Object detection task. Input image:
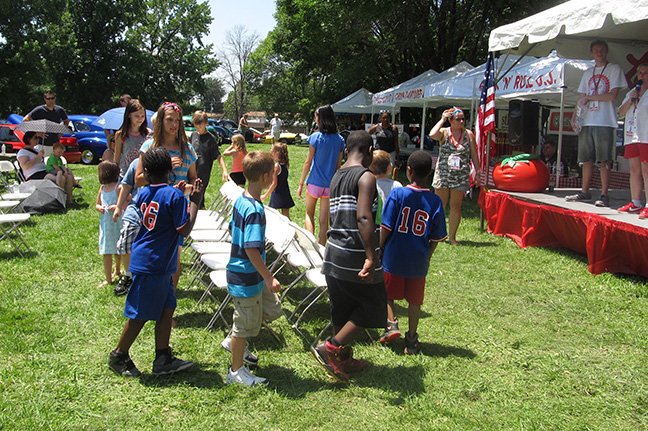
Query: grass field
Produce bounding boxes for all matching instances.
[1,143,648,430]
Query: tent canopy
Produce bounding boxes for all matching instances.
[422,56,536,107]
[496,51,593,106]
[488,0,648,70]
[372,69,439,107]
[331,88,375,114]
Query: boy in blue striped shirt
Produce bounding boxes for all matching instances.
[226,151,282,386]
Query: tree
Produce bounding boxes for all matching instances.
[0,0,218,116]
[217,26,259,120]
[262,0,564,117]
[200,77,226,113]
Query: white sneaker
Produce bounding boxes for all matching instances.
[226,366,268,386]
[221,334,258,366]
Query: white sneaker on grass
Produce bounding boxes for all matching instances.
[226,366,268,386]
[221,333,258,366]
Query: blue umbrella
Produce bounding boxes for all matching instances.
[91,107,155,130]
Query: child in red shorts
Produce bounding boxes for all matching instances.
[379,150,447,354]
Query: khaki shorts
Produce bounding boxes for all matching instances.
[231,285,282,338]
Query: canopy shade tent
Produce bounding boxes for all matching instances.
[331,88,376,114]
[422,56,536,108]
[488,0,648,74]
[495,51,593,106]
[372,69,439,107]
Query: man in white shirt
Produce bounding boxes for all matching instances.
[566,40,627,207]
[270,113,283,144]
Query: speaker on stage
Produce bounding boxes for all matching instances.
[508,99,539,147]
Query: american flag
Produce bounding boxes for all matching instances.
[476,52,496,185]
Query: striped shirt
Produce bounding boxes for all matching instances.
[140,140,198,185]
[226,194,266,298]
[322,165,383,283]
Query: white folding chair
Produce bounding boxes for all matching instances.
[0,161,17,187]
[204,270,232,330]
[0,213,31,256]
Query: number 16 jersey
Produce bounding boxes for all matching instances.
[380,185,447,278]
[129,183,189,275]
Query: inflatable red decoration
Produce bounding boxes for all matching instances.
[492,154,549,192]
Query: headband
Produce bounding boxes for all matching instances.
[452,107,463,117]
[163,102,181,112]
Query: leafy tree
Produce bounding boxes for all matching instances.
[0,0,218,117]
[200,77,226,113]
[260,0,563,117]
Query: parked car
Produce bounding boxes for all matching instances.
[0,123,81,163]
[261,130,303,145]
[67,115,108,165]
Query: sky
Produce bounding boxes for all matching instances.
[204,0,278,48]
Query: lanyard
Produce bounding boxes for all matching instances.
[591,63,608,94]
[449,129,464,148]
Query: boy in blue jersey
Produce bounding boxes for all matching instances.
[107,147,203,377]
[379,150,447,354]
[226,151,282,386]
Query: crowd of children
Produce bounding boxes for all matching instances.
[99,104,450,387]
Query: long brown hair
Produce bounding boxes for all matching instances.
[116,99,148,139]
[152,102,188,160]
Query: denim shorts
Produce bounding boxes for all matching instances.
[578,126,614,165]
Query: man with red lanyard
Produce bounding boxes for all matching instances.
[567,40,626,207]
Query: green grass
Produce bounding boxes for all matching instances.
[1,143,648,430]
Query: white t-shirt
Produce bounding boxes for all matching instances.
[270,117,283,133]
[17,148,46,180]
[577,62,626,128]
[621,90,648,144]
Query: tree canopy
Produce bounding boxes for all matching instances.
[0,0,218,117]
[248,0,563,122]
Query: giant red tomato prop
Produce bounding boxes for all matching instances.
[493,154,549,192]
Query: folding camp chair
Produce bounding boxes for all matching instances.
[0,213,31,256]
[0,161,17,187]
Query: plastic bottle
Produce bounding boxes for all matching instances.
[1,143,5,154]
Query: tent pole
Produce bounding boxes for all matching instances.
[421,102,427,150]
[556,64,566,189]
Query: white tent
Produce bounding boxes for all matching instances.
[489,0,648,187]
[489,0,648,74]
[423,56,536,108]
[496,51,593,106]
[372,69,439,107]
[331,88,376,114]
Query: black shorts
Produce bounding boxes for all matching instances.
[230,171,246,186]
[27,171,48,180]
[325,275,387,329]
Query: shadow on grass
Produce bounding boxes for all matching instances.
[0,249,38,259]
[385,341,476,359]
[139,364,224,388]
[266,363,427,401]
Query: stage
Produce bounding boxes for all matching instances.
[479,188,648,279]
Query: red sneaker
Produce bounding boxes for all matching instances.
[338,345,369,373]
[310,340,349,383]
[639,207,648,219]
[618,202,642,213]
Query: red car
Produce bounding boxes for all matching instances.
[0,124,81,163]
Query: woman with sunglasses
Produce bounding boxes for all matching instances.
[429,107,480,245]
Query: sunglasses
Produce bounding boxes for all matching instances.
[453,117,465,122]
[45,97,56,100]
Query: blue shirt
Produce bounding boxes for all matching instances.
[380,185,447,278]
[306,131,346,188]
[226,194,266,298]
[120,158,140,224]
[129,184,189,275]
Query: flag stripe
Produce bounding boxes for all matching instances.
[477,52,496,183]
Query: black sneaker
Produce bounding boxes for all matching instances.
[404,332,421,355]
[114,275,132,296]
[152,348,193,376]
[108,349,141,377]
[594,194,609,207]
